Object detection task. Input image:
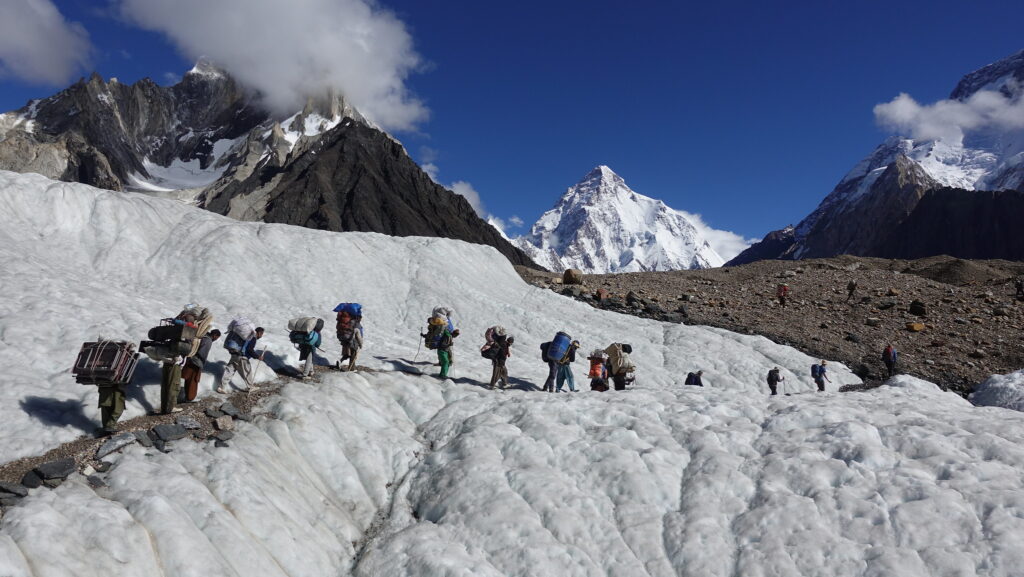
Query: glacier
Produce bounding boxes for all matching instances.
[1,171,1024,576]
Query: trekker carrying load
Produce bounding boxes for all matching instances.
[220,319,263,393]
[145,304,213,414]
[334,303,364,372]
[423,307,459,379]
[766,366,784,395]
[181,328,221,402]
[73,340,141,437]
[811,360,831,392]
[684,370,704,387]
[289,317,324,379]
[882,344,898,378]
[588,349,609,392]
[846,279,858,302]
[777,284,789,308]
[481,326,513,389]
[541,331,572,392]
[604,343,636,391]
[556,340,580,392]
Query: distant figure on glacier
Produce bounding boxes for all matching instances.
[604,343,636,391]
[180,328,220,403]
[811,360,831,392]
[481,326,513,389]
[219,324,263,393]
[540,332,573,392]
[766,367,784,395]
[556,340,580,392]
[423,307,459,379]
[882,344,898,378]
[684,370,704,387]
[1015,277,1024,298]
[776,283,789,308]
[588,349,609,392]
[334,303,363,372]
[846,279,858,302]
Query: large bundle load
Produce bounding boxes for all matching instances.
[224,316,256,353]
[333,303,363,318]
[72,340,139,385]
[545,331,573,363]
[424,306,455,350]
[604,343,635,377]
[288,317,324,348]
[334,303,364,345]
[587,349,608,378]
[141,304,212,362]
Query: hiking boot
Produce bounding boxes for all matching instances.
[171,407,183,414]
[216,386,227,394]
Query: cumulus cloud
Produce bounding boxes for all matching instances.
[681,210,755,262]
[0,0,92,85]
[874,84,1024,145]
[117,0,427,131]
[508,215,524,227]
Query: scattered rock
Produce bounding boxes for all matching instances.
[205,408,226,419]
[865,318,882,327]
[34,458,76,480]
[87,475,107,489]
[96,432,138,459]
[626,291,640,305]
[175,415,203,431]
[877,301,897,311]
[887,288,900,296]
[153,440,170,453]
[152,424,189,442]
[595,288,609,301]
[213,415,235,431]
[42,478,64,489]
[782,270,797,278]
[661,313,686,323]
[993,307,1009,316]
[906,322,926,332]
[236,413,253,422]
[845,333,861,344]
[675,304,689,316]
[213,430,235,442]
[20,471,42,489]
[560,285,582,298]
[135,431,154,448]
[953,317,968,325]
[219,402,242,418]
[94,461,112,473]
[679,294,695,302]
[968,349,987,359]
[0,482,28,498]
[214,440,230,448]
[909,300,927,316]
[562,269,584,285]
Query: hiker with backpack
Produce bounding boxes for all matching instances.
[1015,277,1024,298]
[289,317,324,379]
[766,366,784,395]
[423,307,459,379]
[684,370,704,387]
[180,328,220,403]
[555,340,581,392]
[588,349,609,392]
[540,332,572,392]
[334,303,364,372]
[777,284,789,308]
[846,279,858,302]
[481,326,513,389]
[156,304,214,414]
[882,344,898,378]
[604,343,636,391]
[220,324,264,393]
[811,360,831,392]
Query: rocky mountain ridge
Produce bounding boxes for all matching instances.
[730,49,1024,265]
[0,64,536,267]
[515,166,728,273]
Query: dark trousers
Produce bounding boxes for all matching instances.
[768,382,778,395]
[884,360,896,377]
[181,364,201,402]
[814,377,825,392]
[542,361,558,391]
[161,362,182,414]
[612,374,627,391]
[98,385,125,429]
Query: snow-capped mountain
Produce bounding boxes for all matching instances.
[515,166,729,273]
[730,49,1024,265]
[0,62,535,267]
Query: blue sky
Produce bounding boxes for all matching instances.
[1,0,1023,244]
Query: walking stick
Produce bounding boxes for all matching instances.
[249,347,266,399]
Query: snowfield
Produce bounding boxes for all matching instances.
[2,170,1024,576]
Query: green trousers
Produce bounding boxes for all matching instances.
[161,362,182,414]
[438,350,452,378]
[97,385,125,429]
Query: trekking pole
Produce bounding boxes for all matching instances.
[249,348,266,399]
[413,338,422,364]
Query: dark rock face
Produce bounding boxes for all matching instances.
[201,120,536,267]
[727,226,796,266]
[876,188,1024,260]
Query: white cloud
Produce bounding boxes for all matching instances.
[0,0,92,85]
[681,210,755,262]
[450,180,484,215]
[117,0,428,131]
[874,84,1024,146]
[508,215,524,227]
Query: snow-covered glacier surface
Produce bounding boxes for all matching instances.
[3,171,1024,576]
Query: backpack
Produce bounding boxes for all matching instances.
[685,372,696,386]
[333,303,363,317]
[484,325,507,343]
[811,364,821,379]
[481,343,500,360]
[547,332,572,363]
[227,317,256,341]
[587,356,606,379]
[223,331,245,353]
[287,317,323,348]
[604,343,635,376]
[424,316,447,349]
[540,342,551,362]
[767,369,779,385]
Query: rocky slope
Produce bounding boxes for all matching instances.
[515,166,728,272]
[0,64,537,268]
[731,49,1024,265]
[520,255,1024,395]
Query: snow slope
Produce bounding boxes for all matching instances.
[3,171,1024,576]
[516,166,735,273]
